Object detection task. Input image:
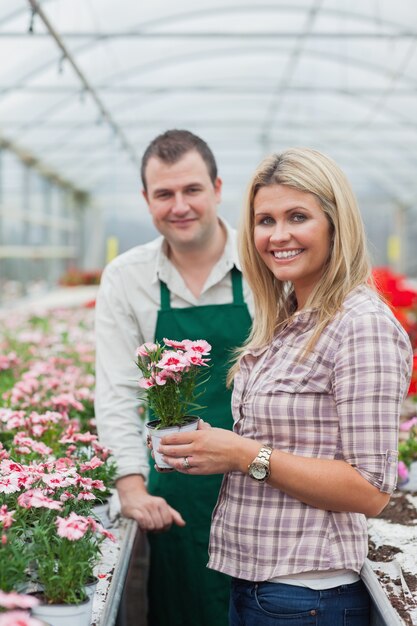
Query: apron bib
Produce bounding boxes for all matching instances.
[147,268,251,626]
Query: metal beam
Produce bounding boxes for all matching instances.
[0,245,76,259]
[1,30,417,39]
[27,0,141,171]
[3,120,417,130]
[2,85,417,95]
[0,134,88,198]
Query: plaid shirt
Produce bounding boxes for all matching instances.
[208,286,413,581]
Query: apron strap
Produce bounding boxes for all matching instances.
[159,280,171,311]
[231,266,245,305]
[159,266,244,310]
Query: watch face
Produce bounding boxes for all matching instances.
[250,462,267,480]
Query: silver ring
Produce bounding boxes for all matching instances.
[182,456,190,470]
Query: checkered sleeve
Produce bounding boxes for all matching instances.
[332,312,412,493]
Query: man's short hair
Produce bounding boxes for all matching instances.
[141,129,218,190]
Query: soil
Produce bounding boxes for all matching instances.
[371,567,415,625]
[375,490,417,525]
[368,539,401,562]
[368,490,417,625]
[390,596,414,626]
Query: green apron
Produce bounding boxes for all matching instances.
[147,267,252,626]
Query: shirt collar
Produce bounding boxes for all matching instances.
[152,217,240,285]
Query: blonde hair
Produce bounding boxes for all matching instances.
[228,147,373,383]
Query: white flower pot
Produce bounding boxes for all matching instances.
[31,595,93,626]
[146,416,199,469]
[92,500,111,528]
[84,576,98,599]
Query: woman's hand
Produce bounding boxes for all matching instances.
[158,420,255,475]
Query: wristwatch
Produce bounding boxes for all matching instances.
[248,445,273,482]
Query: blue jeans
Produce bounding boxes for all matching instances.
[229,578,370,626]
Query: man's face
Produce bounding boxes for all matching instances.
[143,150,222,251]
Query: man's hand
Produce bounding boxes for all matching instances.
[116,474,185,531]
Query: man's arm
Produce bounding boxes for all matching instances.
[95,264,184,530]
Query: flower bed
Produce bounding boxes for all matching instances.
[0,307,117,624]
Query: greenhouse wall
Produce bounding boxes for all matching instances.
[0,148,98,303]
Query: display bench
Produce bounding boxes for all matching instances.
[91,512,139,626]
[366,466,417,626]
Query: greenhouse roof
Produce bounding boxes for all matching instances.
[1,0,417,225]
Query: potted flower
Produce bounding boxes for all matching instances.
[0,456,116,625]
[28,510,116,625]
[135,338,211,469]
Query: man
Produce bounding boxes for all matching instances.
[95,129,252,626]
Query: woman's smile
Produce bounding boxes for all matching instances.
[271,248,304,260]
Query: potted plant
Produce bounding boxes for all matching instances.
[28,510,116,626]
[0,454,116,626]
[135,338,211,469]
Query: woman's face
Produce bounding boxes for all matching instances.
[253,184,331,309]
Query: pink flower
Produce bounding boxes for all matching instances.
[136,342,158,357]
[0,612,44,626]
[90,479,106,491]
[73,432,98,444]
[51,393,84,412]
[138,377,155,389]
[79,456,103,472]
[154,370,179,386]
[0,590,40,609]
[185,339,212,355]
[0,475,20,494]
[157,351,189,372]
[56,512,90,540]
[31,424,47,437]
[400,417,417,432]
[92,441,111,460]
[77,491,96,501]
[0,443,10,461]
[17,488,62,511]
[59,491,75,502]
[54,457,75,471]
[0,505,15,529]
[41,472,76,489]
[163,338,189,350]
[183,350,209,367]
[12,433,52,456]
[398,461,409,482]
[97,525,117,542]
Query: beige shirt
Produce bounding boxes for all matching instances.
[94,221,252,479]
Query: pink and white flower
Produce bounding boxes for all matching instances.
[157,351,189,372]
[56,512,90,540]
[136,342,158,357]
[17,488,62,511]
[0,590,40,609]
[0,611,44,626]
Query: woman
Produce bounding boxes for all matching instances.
[157,148,413,626]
